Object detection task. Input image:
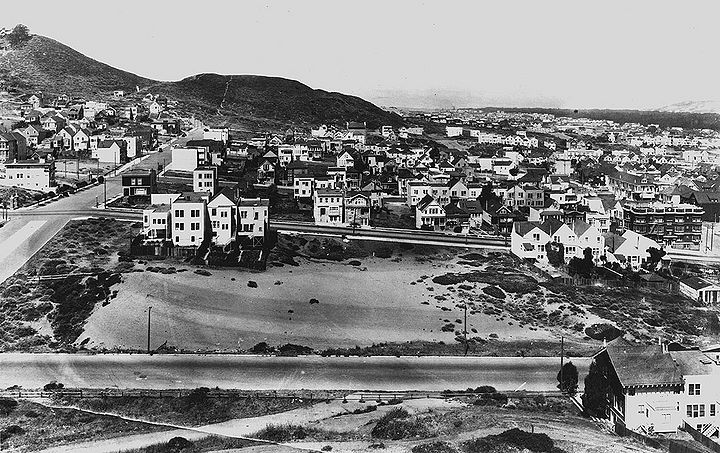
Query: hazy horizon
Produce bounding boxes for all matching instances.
[4,0,720,111]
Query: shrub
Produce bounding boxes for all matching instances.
[166,436,194,451]
[250,342,273,354]
[247,280,258,288]
[309,298,319,304]
[254,424,308,442]
[193,269,212,276]
[43,382,64,391]
[371,408,430,440]
[465,428,554,453]
[0,397,18,415]
[482,285,506,299]
[0,424,25,438]
[412,441,457,453]
[474,386,496,393]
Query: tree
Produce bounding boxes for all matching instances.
[568,247,594,278]
[7,24,31,47]
[582,360,609,418]
[643,247,666,271]
[546,241,565,267]
[557,361,578,395]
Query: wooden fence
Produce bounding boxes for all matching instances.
[682,422,720,453]
[0,388,564,402]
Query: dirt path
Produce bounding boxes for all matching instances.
[33,398,369,453]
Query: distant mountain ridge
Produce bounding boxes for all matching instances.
[0,34,402,129]
[657,100,720,114]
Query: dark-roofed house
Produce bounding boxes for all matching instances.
[0,132,18,163]
[688,192,720,222]
[122,169,157,198]
[591,338,683,434]
[679,276,720,305]
[415,195,445,230]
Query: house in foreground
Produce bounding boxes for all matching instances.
[590,338,720,437]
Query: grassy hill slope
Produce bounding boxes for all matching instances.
[0,35,152,96]
[0,35,402,129]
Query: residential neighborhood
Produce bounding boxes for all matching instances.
[2,4,720,452]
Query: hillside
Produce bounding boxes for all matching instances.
[0,34,402,129]
[657,100,720,114]
[150,73,404,129]
[0,35,152,96]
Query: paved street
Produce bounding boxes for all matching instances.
[0,353,588,392]
[0,128,202,284]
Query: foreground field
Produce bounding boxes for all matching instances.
[3,219,719,354]
[0,398,161,452]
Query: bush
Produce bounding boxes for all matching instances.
[247,280,258,288]
[371,408,430,440]
[584,323,623,341]
[474,386,496,393]
[0,424,25,438]
[482,285,506,299]
[412,441,457,453]
[43,382,64,391]
[254,424,308,442]
[465,428,554,453]
[309,298,319,304]
[193,269,212,276]
[166,436,194,451]
[0,397,18,415]
[250,342,273,354]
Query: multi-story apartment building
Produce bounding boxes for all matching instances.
[314,189,344,225]
[193,166,217,195]
[171,192,210,249]
[0,132,19,163]
[623,202,703,250]
[142,204,171,240]
[502,184,545,208]
[607,170,657,200]
[237,197,269,247]
[2,160,56,192]
[208,190,236,245]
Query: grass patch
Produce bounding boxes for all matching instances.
[55,389,319,427]
[0,399,161,452]
[371,408,433,440]
[124,435,258,453]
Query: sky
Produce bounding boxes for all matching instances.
[3,0,720,110]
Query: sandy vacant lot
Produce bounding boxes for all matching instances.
[79,257,555,352]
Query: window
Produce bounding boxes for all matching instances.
[221,211,227,218]
[175,210,184,218]
[687,404,705,418]
[254,212,259,220]
[191,236,195,242]
[241,211,247,219]
[191,209,200,217]
[689,384,701,396]
[211,208,217,216]
[711,404,716,417]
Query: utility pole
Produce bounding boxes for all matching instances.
[560,336,565,394]
[147,306,152,355]
[103,177,107,209]
[463,304,468,356]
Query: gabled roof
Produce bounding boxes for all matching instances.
[604,338,682,388]
[209,187,237,206]
[680,276,718,291]
[513,221,543,237]
[570,219,591,237]
[417,194,437,211]
[669,350,717,376]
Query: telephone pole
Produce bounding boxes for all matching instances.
[560,336,565,394]
[463,304,468,356]
[147,306,152,355]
